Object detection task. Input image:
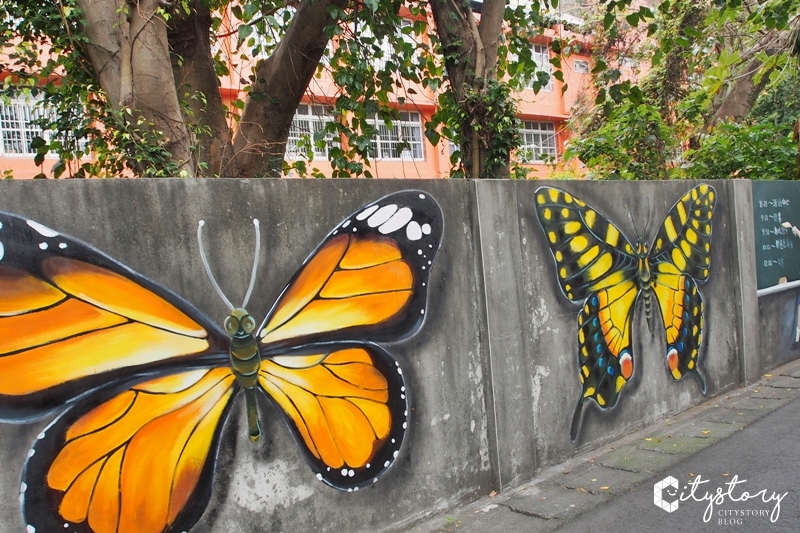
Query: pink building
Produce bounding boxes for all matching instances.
[1,8,594,179]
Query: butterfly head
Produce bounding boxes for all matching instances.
[635,238,649,258]
[224,308,257,339]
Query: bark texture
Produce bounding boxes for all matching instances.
[430,0,509,179]
[169,0,235,176]
[77,0,196,175]
[229,0,348,178]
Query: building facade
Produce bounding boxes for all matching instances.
[1,8,594,179]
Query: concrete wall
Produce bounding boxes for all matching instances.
[0,178,784,533]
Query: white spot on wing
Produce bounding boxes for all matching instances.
[357,205,380,221]
[58,243,67,249]
[419,194,426,199]
[367,204,398,228]
[39,243,48,250]
[0,241,4,261]
[406,221,422,241]
[27,220,58,238]
[422,223,431,235]
[342,219,351,228]
[379,207,413,234]
[26,525,35,533]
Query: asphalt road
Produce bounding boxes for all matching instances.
[554,397,800,533]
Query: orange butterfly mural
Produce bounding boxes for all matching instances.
[0,190,442,533]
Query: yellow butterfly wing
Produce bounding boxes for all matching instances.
[649,184,715,392]
[535,186,642,441]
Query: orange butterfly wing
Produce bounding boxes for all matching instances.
[0,214,228,421]
[22,368,236,533]
[259,344,406,489]
[256,190,442,489]
[259,190,442,350]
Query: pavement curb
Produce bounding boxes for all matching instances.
[402,358,800,533]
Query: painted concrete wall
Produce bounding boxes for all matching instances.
[0,178,785,533]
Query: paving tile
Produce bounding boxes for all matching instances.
[638,434,711,455]
[670,420,741,440]
[547,463,649,496]
[778,367,800,378]
[728,396,790,412]
[700,407,765,426]
[408,501,562,533]
[597,445,682,474]
[750,386,799,400]
[762,376,800,389]
[503,484,611,521]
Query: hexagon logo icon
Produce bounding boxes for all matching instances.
[654,476,679,513]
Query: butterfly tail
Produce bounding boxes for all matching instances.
[570,397,585,442]
[691,368,707,395]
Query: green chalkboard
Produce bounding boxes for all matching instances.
[752,181,800,289]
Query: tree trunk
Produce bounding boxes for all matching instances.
[230,0,348,178]
[429,0,509,179]
[77,0,196,176]
[168,0,235,177]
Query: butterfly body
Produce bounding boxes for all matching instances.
[225,307,263,442]
[534,185,715,441]
[0,190,442,533]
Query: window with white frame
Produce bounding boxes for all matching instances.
[286,104,336,160]
[518,120,557,163]
[574,59,590,74]
[368,19,416,71]
[368,111,424,161]
[0,97,46,156]
[528,44,553,92]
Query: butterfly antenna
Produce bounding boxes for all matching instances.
[627,208,640,241]
[197,220,235,311]
[241,219,260,309]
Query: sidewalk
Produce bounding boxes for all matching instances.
[403,358,800,533]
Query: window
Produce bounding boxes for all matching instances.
[529,44,553,92]
[286,104,336,160]
[369,111,424,161]
[373,19,415,71]
[574,59,590,74]
[0,97,46,156]
[518,120,557,163]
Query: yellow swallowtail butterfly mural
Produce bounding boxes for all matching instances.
[535,185,715,441]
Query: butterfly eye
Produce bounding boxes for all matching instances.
[241,315,256,334]
[224,316,240,335]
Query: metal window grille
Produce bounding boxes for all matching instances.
[368,111,424,161]
[0,98,45,156]
[528,45,553,92]
[286,104,336,160]
[518,120,557,163]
